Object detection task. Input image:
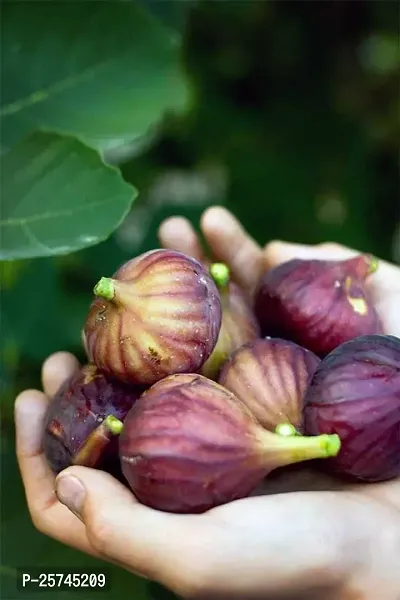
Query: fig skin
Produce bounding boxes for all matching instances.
[303,334,400,482]
[254,255,383,357]
[219,337,320,432]
[43,364,142,474]
[119,373,340,514]
[200,263,260,380]
[84,249,222,386]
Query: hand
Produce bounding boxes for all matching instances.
[15,207,400,600]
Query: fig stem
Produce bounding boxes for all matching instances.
[73,415,124,468]
[93,277,115,301]
[325,434,341,456]
[104,414,124,435]
[209,263,230,290]
[367,255,379,275]
[275,423,297,437]
[258,432,341,470]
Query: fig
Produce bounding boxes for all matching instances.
[254,254,383,357]
[303,334,400,482]
[119,373,340,513]
[200,263,260,379]
[84,249,222,385]
[43,364,141,474]
[219,337,320,432]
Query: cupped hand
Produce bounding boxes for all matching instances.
[15,207,400,599]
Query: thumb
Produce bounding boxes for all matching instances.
[55,466,192,583]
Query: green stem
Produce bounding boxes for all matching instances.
[209,263,230,291]
[257,431,341,471]
[367,254,379,275]
[93,277,115,301]
[105,414,124,436]
[275,423,298,437]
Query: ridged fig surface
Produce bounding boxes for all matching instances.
[254,255,383,357]
[119,373,341,513]
[219,337,320,432]
[201,265,260,379]
[84,249,222,385]
[304,334,400,482]
[43,364,140,474]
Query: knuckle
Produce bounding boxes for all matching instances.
[263,240,279,253]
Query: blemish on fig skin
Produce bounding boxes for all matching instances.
[344,277,369,316]
[81,364,99,386]
[48,419,63,438]
[148,346,162,365]
[121,454,143,466]
[94,303,108,324]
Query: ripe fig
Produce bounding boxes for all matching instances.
[43,364,141,474]
[303,334,400,482]
[84,249,222,385]
[200,263,260,379]
[219,337,320,432]
[119,373,340,513]
[254,254,383,357]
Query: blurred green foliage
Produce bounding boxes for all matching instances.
[1,1,398,598]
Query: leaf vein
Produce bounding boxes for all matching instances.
[22,222,53,253]
[0,58,116,117]
[1,195,130,227]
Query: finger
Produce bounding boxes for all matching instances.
[263,241,357,269]
[201,206,264,294]
[158,217,205,262]
[55,466,203,586]
[15,390,95,557]
[42,351,80,398]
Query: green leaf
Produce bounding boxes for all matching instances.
[0,132,137,261]
[1,1,188,152]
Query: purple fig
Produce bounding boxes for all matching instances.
[303,334,400,482]
[43,364,141,474]
[254,255,383,357]
[219,337,320,432]
[84,249,222,386]
[119,373,340,513]
[200,263,260,379]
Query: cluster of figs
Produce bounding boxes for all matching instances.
[43,247,400,513]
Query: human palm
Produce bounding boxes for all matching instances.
[15,207,400,600]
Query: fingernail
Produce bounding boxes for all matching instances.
[56,475,86,517]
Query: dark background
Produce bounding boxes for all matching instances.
[1,1,399,598]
